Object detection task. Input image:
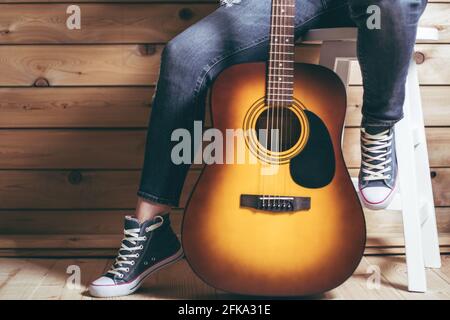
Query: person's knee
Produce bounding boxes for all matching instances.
[161,36,188,70]
[161,30,211,79]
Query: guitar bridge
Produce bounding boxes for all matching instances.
[240,194,311,212]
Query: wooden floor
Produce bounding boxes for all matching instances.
[0,255,449,300]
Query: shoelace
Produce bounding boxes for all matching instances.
[220,0,241,7]
[361,128,393,182]
[107,216,164,278]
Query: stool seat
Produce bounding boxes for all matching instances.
[301,27,441,293]
[302,27,438,42]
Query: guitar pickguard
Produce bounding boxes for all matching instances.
[289,110,336,188]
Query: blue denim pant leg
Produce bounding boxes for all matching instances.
[346,0,428,127]
[137,0,342,206]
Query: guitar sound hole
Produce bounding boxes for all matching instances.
[255,107,302,152]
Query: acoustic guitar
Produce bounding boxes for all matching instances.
[182,0,366,296]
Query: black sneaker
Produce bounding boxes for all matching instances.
[89,214,183,298]
[358,126,398,210]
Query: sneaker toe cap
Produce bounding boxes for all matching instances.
[90,276,115,286]
[360,186,393,207]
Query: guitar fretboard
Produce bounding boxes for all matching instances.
[267,0,295,108]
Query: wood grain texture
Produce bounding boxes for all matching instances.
[0,170,200,209]
[0,0,442,2]
[0,87,153,128]
[0,209,448,256]
[0,4,216,44]
[345,86,450,127]
[419,3,450,43]
[0,44,163,86]
[0,209,184,235]
[0,3,447,43]
[349,45,450,85]
[0,255,448,299]
[0,0,448,259]
[0,86,448,128]
[0,168,447,210]
[0,208,449,236]
[365,256,450,299]
[0,0,220,2]
[4,247,447,257]
[1,234,449,251]
[0,44,447,86]
[0,128,447,169]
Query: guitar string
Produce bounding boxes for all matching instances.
[281,0,287,201]
[265,0,273,208]
[277,0,284,208]
[265,0,289,209]
[264,0,277,208]
[276,0,284,208]
[263,0,276,208]
[279,0,290,206]
[273,0,281,208]
[263,0,270,207]
[271,0,280,208]
[292,1,296,201]
[275,0,288,208]
[279,0,284,201]
[285,0,294,201]
[286,0,294,200]
[288,0,294,201]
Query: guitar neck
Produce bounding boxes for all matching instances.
[267,0,296,107]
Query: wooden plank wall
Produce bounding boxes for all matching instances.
[0,0,449,257]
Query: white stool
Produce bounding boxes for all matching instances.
[302,27,441,292]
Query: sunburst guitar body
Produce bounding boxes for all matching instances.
[182,0,366,296]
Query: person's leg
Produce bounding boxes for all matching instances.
[348,0,428,209]
[349,0,427,125]
[135,0,351,222]
[136,0,278,221]
[91,0,350,298]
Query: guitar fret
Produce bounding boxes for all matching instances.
[268,67,293,71]
[267,99,293,102]
[270,51,294,55]
[272,15,295,18]
[271,25,294,28]
[268,94,294,96]
[269,74,294,77]
[270,44,294,47]
[268,81,294,84]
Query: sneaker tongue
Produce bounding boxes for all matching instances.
[124,216,140,230]
[361,126,393,187]
[120,216,142,254]
[365,125,391,135]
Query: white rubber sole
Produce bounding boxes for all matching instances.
[88,247,184,298]
[359,180,398,211]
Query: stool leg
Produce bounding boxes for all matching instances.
[319,41,356,145]
[396,63,427,292]
[406,59,441,269]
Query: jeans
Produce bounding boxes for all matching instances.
[138,0,427,206]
